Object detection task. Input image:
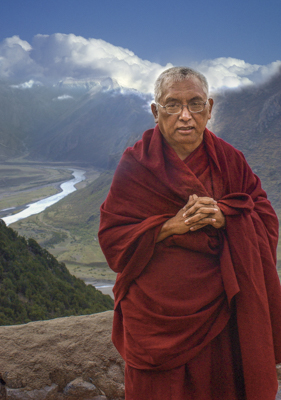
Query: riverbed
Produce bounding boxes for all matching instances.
[84,279,115,299]
[2,169,85,226]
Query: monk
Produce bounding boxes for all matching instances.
[98,67,281,400]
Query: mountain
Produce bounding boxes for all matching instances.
[0,79,153,169]
[0,80,85,160]
[1,70,280,176]
[29,89,154,169]
[0,220,113,326]
[210,69,281,210]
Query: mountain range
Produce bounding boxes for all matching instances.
[0,79,154,169]
[1,70,280,208]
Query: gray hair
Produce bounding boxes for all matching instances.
[154,67,209,103]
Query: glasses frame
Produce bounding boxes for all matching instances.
[157,100,208,115]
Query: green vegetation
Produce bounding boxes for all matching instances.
[0,220,113,326]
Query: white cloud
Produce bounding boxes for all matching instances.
[4,36,32,51]
[30,33,171,93]
[0,33,280,94]
[55,94,74,101]
[195,57,281,92]
[0,35,43,79]
[11,79,43,89]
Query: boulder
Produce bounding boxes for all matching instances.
[0,310,281,399]
[0,311,124,400]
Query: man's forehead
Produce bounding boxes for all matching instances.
[161,77,207,100]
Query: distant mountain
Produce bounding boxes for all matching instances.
[0,79,86,160]
[0,79,153,168]
[0,220,113,326]
[29,89,154,169]
[210,69,281,209]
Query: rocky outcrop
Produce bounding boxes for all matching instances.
[1,310,281,400]
[0,311,124,400]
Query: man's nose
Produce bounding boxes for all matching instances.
[179,105,192,119]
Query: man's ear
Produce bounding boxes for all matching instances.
[151,103,158,123]
[208,98,214,120]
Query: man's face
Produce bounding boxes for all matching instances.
[151,77,213,158]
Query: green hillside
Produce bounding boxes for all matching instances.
[0,220,113,326]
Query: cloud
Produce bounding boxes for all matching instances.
[29,33,171,93]
[55,94,74,101]
[0,35,43,79]
[0,33,280,94]
[195,57,281,92]
[10,79,43,89]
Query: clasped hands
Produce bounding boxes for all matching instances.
[182,194,225,232]
[156,194,225,242]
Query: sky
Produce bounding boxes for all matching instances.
[0,0,281,94]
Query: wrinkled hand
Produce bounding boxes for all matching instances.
[183,194,225,231]
[156,194,225,242]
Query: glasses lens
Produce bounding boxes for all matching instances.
[165,103,182,114]
[164,101,206,114]
[189,101,205,113]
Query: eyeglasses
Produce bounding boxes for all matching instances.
[157,100,208,114]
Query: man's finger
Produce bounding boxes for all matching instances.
[184,206,218,219]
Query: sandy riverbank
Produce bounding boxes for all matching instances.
[84,279,115,299]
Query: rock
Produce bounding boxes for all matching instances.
[6,384,58,400]
[0,311,125,400]
[0,310,280,400]
[63,377,99,398]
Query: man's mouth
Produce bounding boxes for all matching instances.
[177,126,194,133]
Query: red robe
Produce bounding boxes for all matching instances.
[99,125,281,400]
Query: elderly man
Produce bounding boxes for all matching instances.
[98,67,281,400]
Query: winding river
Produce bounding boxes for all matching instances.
[2,169,85,226]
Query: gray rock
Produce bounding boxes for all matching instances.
[6,384,58,400]
[0,311,124,400]
[63,377,99,398]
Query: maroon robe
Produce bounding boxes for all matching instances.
[99,125,281,400]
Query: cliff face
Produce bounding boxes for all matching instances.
[0,311,124,400]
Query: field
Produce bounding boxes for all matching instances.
[0,163,73,209]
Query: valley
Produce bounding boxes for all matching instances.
[1,158,280,288]
[0,161,116,289]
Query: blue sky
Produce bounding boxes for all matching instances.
[1,0,280,65]
[0,0,280,93]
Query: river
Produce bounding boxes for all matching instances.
[2,169,85,226]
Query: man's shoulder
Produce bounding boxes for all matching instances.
[208,130,246,159]
[124,128,155,158]
[114,128,155,176]
[206,129,250,175]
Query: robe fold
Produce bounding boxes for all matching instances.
[98,125,281,400]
